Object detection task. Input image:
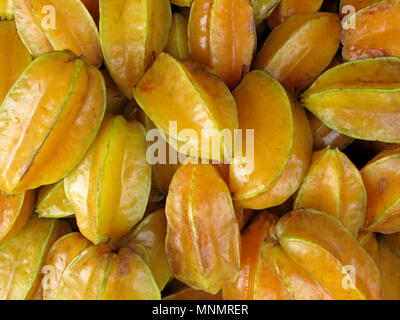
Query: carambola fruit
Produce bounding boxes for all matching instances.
[65,114,151,244]
[342,0,400,61]
[118,209,172,290]
[40,232,91,300]
[301,57,400,143]
[361,148,400,233]
[36,180,74,219]
[165,12,190,61]
[188,0,256,88]
[230,70,312,209]
[134,53,238,162]
[57,244,161,300]
[13,0,102,67]
[165,163,241,294]
[0,190,35,244]
[294,147,366,236]
[99,0,172,99]
[255,12,341,95]
[267,0,324,29]
[0,19,31,105]
[0,50,106,194]
[0,215,70,299]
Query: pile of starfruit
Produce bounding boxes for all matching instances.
[1,0,400,301]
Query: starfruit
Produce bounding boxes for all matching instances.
[301,57,400,143]
[294,147,366,236]
[39,232,91,300]
[222,212,286,300]
[165,12,190,60]
[36,180,74,219]
[65,114,151,244]
[0,20,31,104]
[308,113,354,151]
[165,163,241,294]
[0,50,105,194]
[230,70,312,210]
[342,0,400,61]
[134,53,238,162]
[0,190,35,244]
[252,0,281,26]
[188,0,256,88]
[118,209,172,291]
[57,244,161,300]
[266,209,382,299]
[0,215,70,300]
[13,0,102,67]
[360,148,400,233]
[254,12,341,95]
[267,0,324,29]
[99,0,172,99]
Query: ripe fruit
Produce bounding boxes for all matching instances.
[65,115,151,244]
[165,163,241,294]
[0,50,105,194]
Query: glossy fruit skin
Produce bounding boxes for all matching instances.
[13,0,102,67]
[0,215,70,300]
[99,0,172,99]
[267,0,323,29]
[57,244,161,300]
[118,209,172,291]
[230,70,312,210]
[0,20,32,105]
[252,0,281,26]
[361,148,400,233]
[188,0,256,89]
[254,12,341,95]
[134,52,238,162]
[271,209,382,299]
[222,212,282,300]
[294,147,367,236]
[165,163,241,294]
[342,0,400,61]
[39,232,91,300]
[0,190,35,244]
[301,57,400,143]
[165,12,190,60]
[308,113,354,151]
[0,50,106,194]
[65,114,151,244]
[36,180,74,218]
[226,209,382,300]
